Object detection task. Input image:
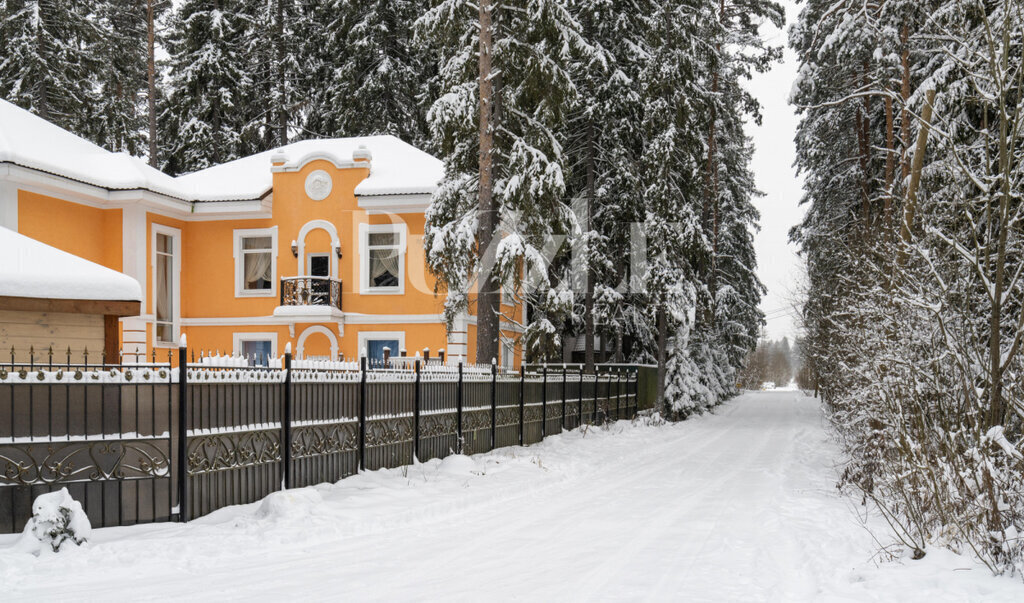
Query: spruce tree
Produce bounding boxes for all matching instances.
[303,0,428,146]
[0,0,101,135]
[87,0,149,155]
[417,0,593,363]
[159,0,255,174]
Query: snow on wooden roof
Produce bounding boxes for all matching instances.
[0,99,442,203]
[0,227,142,302]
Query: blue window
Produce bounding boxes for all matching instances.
[242,340,273,367]
[366,339,400,362]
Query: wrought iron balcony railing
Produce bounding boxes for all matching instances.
[280,276,342,311]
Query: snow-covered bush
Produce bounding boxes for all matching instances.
[17,488,91,554]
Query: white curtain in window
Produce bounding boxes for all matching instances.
[244,252,272,286]
[156,254,171,322]
[370,249,400,281]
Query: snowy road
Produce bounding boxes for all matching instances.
[1,390,1021,601]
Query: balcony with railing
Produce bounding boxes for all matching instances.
[279,276,343,311]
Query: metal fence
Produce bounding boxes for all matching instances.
[0,348,638,533]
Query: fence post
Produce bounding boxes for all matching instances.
[176,341,188,523]
[414,359,421,462]
[359,356,367,471]
[518,365,525,446]
[561,365,567,431]
[578,367,584,424]
[456,361,463,453]
[616,368,621,421]
[541,365,547,438]
[490,359,497,450]
[593,368,599,424]
[282,351,293,489]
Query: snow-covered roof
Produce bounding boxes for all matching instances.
[0,100,442,203]
[0,227,142,302]
[176,136,443,201]
[0,99,187,198]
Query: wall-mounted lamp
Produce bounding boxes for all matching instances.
[290,240,298,257]
[335,245,343,259]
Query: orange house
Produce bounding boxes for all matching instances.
[0,100,522,367]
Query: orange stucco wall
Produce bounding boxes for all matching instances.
[18,191,122,271]
[10,159,523,366]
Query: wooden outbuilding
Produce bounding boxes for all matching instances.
[0,227,141,364]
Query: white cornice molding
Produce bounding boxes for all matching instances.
[1,162,273,221]
[270,150,362,173]
[356,194,431,215]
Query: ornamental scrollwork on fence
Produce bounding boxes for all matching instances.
[0,440,170,486]
[462,409,491,432]
[291,422,359,458]
[187,430,281,475]
[365,417,414,447]
[420,413,456,438]
[524,405,545,423]
[496,407,520,428]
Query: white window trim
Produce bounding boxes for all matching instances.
[307,252,330,277]
[152,224,182,347]
[359,223,406,295]
[501,337,515,369]
[357,331,406,359]
[232,332,279,363]
[233,226,278,298]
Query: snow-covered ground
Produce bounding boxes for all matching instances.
[1,390,1021,601]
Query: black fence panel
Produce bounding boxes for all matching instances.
[0,355,640,532]
[0,365,175,534]
[291,378,359,489]
[185,371,284,520]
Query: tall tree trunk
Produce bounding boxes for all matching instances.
[476,0,500,365]
[584,120,596,371]
[855,63,872,235]
[274,0,287,146]
[883,96,895,236]
[147,0,158,167]
[656,306,668,412]
[988,25,1013,428]
[900,24,911,180]
[899,90,935,247]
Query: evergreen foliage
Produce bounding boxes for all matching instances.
[0,0,773,421]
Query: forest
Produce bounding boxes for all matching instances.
[0,0,782,418]
[792,0,1024,574]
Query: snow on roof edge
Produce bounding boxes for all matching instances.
[0,227,142,303]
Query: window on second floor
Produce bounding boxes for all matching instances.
[360,224,405,294]
[234,227,277,297]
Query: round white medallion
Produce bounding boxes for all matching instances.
[305,170,333,201]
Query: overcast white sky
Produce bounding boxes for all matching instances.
[745,0,806,341]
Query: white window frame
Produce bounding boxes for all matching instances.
[307,252,330,277]
[152,224,182,347]
[233,227,278,298]
[501,337,515,369]
[357,331,406,359]
[359,223,406,295]
[232,332,279,365]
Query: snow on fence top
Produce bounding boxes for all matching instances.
[0,227,142,301]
